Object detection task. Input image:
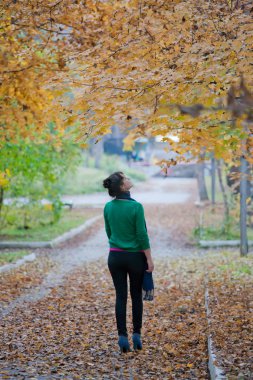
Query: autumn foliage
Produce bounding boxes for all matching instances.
[1,0,106,146]
[1,0,252,159]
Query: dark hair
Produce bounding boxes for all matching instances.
[103,171,124,197]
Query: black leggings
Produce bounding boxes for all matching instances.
[108,251,146,337]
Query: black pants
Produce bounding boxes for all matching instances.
[108,251,146,337]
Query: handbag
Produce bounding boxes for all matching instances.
[142,259,154,301]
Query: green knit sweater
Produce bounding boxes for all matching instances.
[103,199,150,252]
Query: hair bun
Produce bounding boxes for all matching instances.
[103,178,111,189]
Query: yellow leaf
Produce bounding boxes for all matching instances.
[5,168,11,177]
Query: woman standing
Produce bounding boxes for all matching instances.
[103,171,154,353]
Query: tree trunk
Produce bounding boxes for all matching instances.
[196,153,209,201]
[211,154,216,205]
[217,159,230,225]
[0,187,4,217]
[240,155,249,256]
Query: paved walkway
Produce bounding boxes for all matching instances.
[4,177,195,207]
[61,177,195,206]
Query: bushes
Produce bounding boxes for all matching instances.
[0,137,82,232]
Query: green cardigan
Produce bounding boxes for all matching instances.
[103,199,150,252]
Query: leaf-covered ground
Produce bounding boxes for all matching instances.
[0,179,252,379]
[204,252,253,379]
[0,209,101,313]
[0,257,209,379]
[0,253,56,310]
[1,250,252,379]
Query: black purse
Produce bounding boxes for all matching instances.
[142,260,154,301]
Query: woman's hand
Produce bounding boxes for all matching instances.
[146,258,154,272]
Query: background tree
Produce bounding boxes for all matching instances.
[0,126,81,229]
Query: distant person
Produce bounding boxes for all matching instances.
[138,150,145,161]
[103,171,154,353]
[125,151,132,167]
[131,150,137,161]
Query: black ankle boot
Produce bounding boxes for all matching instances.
[118,335,131,353]
[132,333,142,350]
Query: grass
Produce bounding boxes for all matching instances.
[218,261,252,276]
[194,199,253,241]
[195,225,253,241]
[195,224,253,241]
[0,250,29,265]
[0,208,98,242]
[62,154,147,195]
[62,167,111,195]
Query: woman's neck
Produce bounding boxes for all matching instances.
[115,190,131,198]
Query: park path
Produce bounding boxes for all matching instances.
[0,178,198,317]
[0,177,210,379]
[61,177,195,206]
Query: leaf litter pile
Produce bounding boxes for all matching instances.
[0,253,56,311]
[1,253,252,379]
[0,255,209,379]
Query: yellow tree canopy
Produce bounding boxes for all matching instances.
[1,0,253,162]
[71,0,253,162]
[0,0,106,144]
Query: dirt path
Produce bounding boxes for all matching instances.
[0,178,211,379]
